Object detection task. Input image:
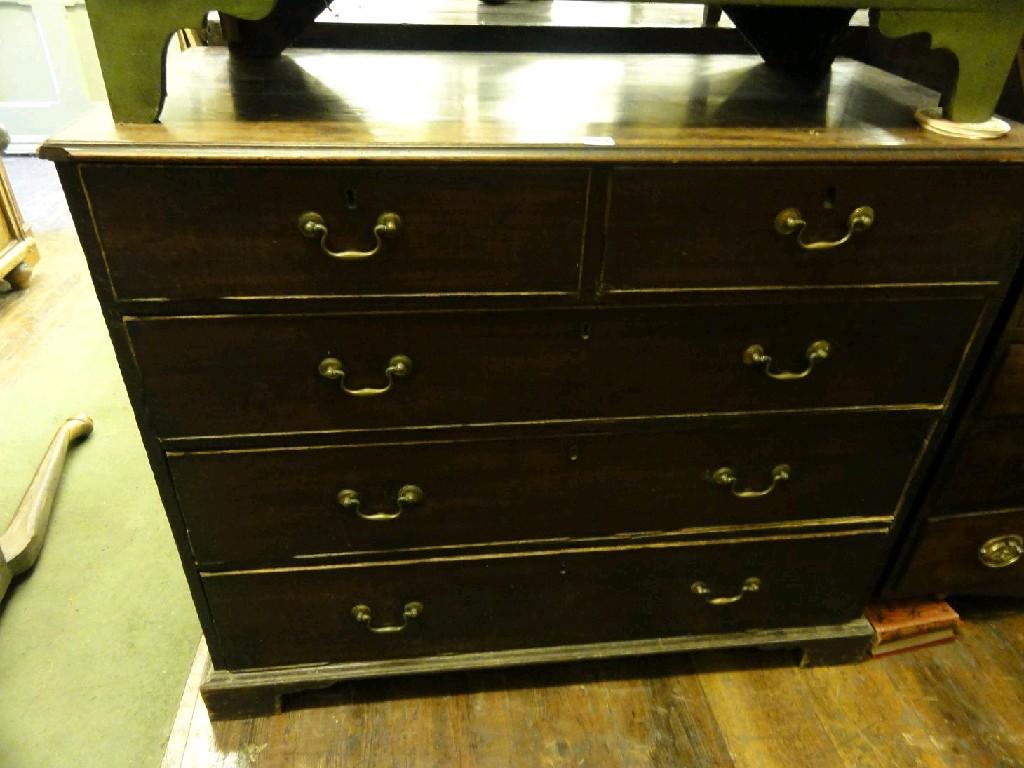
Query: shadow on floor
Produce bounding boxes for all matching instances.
[282,644,801,711]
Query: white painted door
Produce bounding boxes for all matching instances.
[0,0,104,153]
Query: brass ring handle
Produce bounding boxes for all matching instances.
[744,340,830,381]
[978,534,1023,569]
[712,464,790,499]
[691,578,762,606]
[298,211,402,260]
[338,485,423,521]
[318,354,412,396]
[351,601,423,634]
[775,206,875,251]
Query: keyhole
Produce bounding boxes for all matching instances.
[345,188,358,210]
[580,322,592,341]
[823,186,837,210]
[568,444,580,462]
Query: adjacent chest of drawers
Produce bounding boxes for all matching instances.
[890,284,1024,597]
[43,49,1024,718]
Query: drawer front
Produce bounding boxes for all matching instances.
[203,533,889,669]
[128,298,981,439]
[82,165,588,300]
[980,344,1024,419]
[171,413,928,567]
[934,424,1024,512]
[895,510,1024,597]
[602,166,1021,291]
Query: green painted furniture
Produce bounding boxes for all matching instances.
[83,0,276,123]
[84,1,1024,124]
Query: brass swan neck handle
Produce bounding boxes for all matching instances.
[298,211,402,260]
[691,578,762,606]
[351,601,423,634]
[775,206,875,251]
[744,340,830,381]
[711,464,790,499]
[338,485,423,521]
[318,355,412,397]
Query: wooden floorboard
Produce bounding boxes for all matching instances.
[159,605,1024,767]
[693,651,845,767]
[799,655,949,768]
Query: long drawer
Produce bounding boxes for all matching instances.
[127,298,981,439]
[81,165,589,300]
[203,532,890,669]
[602,166,1021,291]
[171,412,927,568]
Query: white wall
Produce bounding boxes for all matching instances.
[0,0,105,153]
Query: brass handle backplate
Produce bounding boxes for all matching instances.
[298,211,402,260]
[712,465,790,499]
[318,354,411,396]
[978,534,1023,569]
[744,340,830,381]
[338,485,423,521]
[351,601,423,634]
[691,578,762,606]
[775,206,875,251]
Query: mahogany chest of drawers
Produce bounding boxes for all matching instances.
[889,283,1024,597]
[42,48,1024,718]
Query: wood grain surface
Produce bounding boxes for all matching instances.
[168,411,926,569]
[895,509,1024,596]
[201,532,887,669]
[602,165,1021,291]
[933,424,1024,513]
[981,344,1024,418]
[81,164,590,301]
[163,602,1024,768]
[125,298,980,440]
[40,49,1024,164]
[887,282,1024,597]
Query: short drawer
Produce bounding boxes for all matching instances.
[602,166,1021,291]
[81,164,588,300]
[127,298,981,439]
[934,424,1024,513]
[203,532,889,669]
[170,412,929,567]
[894,509,1024,597]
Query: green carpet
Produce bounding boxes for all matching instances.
[0,158,199,767]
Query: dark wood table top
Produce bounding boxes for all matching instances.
[42,47,1024,163]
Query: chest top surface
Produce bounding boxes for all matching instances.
[41,47,1024,164]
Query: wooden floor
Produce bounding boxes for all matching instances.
[160,597,1024,768]
[0,160,89,385]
